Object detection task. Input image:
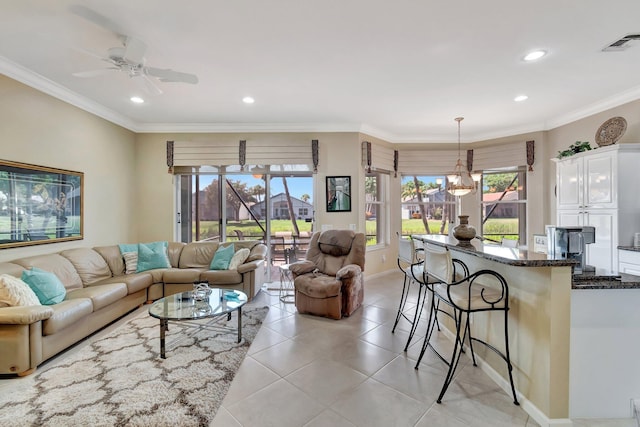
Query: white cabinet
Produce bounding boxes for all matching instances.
[555,144,640,274]
[618,249,640,276]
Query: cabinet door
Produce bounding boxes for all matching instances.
[557,158,582,210]
[584,152,616,208]
[557,210,583,227]
[584,210,617,274]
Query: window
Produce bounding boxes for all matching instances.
[400,175,456,237]
[480,168,527,244]
[365,172,387,246]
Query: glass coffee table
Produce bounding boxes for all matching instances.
[148,288,248,359]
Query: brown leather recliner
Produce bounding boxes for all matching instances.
[289,230,365,320]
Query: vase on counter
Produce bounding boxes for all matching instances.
[453,215,476,246]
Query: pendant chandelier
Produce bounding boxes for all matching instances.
[446,117,480,196]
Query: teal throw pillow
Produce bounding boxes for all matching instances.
[210,244,235,270]
[21,267,66,305]
[118,243,139,254]
[136,241,171,273]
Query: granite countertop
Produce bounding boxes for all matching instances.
[618,246,640,252]
[410,234,577,267]
[572,273,640,290]
[410,234,640,290]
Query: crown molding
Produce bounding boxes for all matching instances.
[3,54,640,142]
[133,122,363,133]
[545,85,640,131]
[0,55,138,131]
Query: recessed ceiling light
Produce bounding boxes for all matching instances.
[514,95,529,102]
[242,96,255,104]
[130,96,144,104]
[523,50,547,61]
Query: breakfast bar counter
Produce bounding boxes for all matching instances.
[412,234,640,422]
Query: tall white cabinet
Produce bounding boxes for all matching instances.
[554,143,640,274]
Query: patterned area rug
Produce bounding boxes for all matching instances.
[0,305,269,427]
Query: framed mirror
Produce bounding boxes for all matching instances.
[0,160,83,249]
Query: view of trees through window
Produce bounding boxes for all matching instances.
[400,175,456,236]
[481,170,526,244]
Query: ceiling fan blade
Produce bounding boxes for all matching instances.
[146,67,199,84]
[72,68,118,78]
[140,74,163,95]
[123,36,147,64]
[73,46,110,62]
[69,4,127,38]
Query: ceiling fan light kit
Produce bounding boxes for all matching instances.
[70,6,198,95]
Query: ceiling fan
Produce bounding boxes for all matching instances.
[70,5,198,95]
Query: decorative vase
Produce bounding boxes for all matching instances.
[453,215,476,246]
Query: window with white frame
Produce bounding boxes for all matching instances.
[365,172,387,246]
[480,168,527,245]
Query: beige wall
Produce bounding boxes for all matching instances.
[4,72,640,275]
[546,99,640,223]
[0,75,137,263]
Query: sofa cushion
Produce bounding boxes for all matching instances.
[210,244,235,270]
[94,245,125,276]
[199,269,243,285]
[0,262,26,278]
[179,242,219,268]
[162,268,202,284]
[12,254,83,290]
[0,274,41,307]
[22,267,67,305]
[42,298,93,335]
[59,248,112,285]
[229,248,251,270]
[93,273,153,295]
[137,241,171,272]
[66,283,128,311]
[167,242,185,268]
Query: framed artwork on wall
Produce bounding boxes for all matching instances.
[0,160,84,249]
[326,176,351,212]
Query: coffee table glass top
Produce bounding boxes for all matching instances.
[149,289,247,321]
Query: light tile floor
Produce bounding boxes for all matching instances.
[214,270,639,427]
[1,270,637,427]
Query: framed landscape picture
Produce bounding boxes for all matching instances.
[326,176,351,212]
[0,160,84,249]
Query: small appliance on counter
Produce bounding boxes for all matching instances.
[546,226,596,274]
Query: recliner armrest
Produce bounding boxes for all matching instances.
[336,264,362,280]
[289,260,317,276]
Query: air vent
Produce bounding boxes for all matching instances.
[603,34,640,51]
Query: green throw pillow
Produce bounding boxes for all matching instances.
[210,244,235,270]
[21,267,66,305]
[136,241,171,273]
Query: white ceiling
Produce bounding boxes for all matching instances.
[1,0,640,143]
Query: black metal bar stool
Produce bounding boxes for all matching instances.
[392,237,424,345]
[415,246,519,406]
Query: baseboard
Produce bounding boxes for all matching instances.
[437,326,574,427]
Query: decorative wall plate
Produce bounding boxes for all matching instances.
[595,116,627,147]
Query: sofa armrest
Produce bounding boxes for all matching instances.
[289,260,317,276]
[336,264,362,280]
[0,306,54,325]
[237,259,262,274]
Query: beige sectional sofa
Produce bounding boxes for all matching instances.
[0,240,266,376]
